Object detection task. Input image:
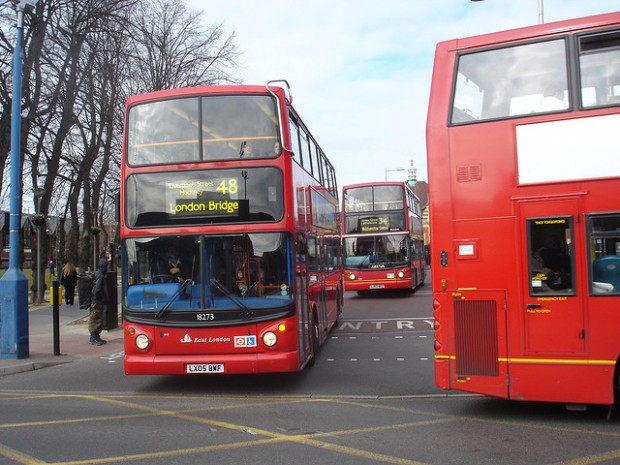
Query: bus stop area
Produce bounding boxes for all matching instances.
[0,290,122,377]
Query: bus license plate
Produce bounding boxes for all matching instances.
[369,284,385,289]
[186,363,224,374]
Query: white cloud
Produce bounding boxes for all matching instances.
[188,0,620,189]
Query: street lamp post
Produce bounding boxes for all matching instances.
[470,0,544,24]
[0,0,39,359]
[537,0,544,25]
[384,167,405,181]
[33,187,45,304]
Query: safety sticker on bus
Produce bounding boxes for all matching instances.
[234,335,257,348]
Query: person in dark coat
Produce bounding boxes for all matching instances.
[60,262,78,305]
[89,257,109,346]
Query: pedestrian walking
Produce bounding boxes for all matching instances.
[89,257,109,346]
[60,262,78,305]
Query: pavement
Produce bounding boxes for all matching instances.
[0,299,123,377]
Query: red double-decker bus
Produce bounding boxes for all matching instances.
[120,81,343,375]
[342,182,425,294]
[427,12,620,406]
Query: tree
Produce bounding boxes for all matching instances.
[0,0,241,280]
[127,0,240,92]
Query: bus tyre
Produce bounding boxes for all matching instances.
[616,365,620,406]
[334,290,342,328]
[308,312,319,368]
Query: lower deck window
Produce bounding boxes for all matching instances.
[588,214,620,295]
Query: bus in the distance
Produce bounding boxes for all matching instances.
[342,182,425,294]
[427,12,620,406]
[120,81,343,375]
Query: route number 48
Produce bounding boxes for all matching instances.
[216,179,238,195]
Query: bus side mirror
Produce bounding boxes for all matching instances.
[114,191,120,222]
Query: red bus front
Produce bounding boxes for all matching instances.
[120,84,341,375]
[342,182,425,293]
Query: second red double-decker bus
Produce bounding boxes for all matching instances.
[427,12,620,406]
[342,182,425,293]
[120,81,343,375]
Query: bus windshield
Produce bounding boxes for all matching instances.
[127,95,280,166]
[343,235,409,269]
[124,233,294,320]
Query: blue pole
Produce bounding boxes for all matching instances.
[0,5,30,359]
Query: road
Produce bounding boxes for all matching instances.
[2,281,620,465]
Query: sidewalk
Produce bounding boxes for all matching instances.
[0,300,123,377]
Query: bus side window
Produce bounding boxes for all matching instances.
[588,214,620,294]
[307,237,318,273]
[579,30,620,108]
[452,39,568,123]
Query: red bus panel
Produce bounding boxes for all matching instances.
[427,12,620,405]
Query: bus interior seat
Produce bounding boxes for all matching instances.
[592,256,620,291]
[127,283,184,308]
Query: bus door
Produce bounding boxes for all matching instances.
[519,199,586,354]
[307,236,327,343]
[296,234,311,363]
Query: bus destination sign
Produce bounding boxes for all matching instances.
[360,216,390,232]
[166,178,246,218]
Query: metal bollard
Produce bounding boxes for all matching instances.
[52,280,60,356]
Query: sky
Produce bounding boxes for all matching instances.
[187,0,619,190]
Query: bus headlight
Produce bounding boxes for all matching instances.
[398,271,405,278]
[349,273,356,280]
[135,334,150,350]
[262,331,277,347]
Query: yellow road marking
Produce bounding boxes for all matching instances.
[2,393,620,465]
[0,443,48,465]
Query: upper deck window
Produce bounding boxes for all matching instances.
[127,95,280,166]
[451,39,569,124]
[343,185,405,234]
[579,30,620,108]
[344,185,404,213]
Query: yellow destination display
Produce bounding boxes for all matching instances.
[360,216,390,232]
[166,178,241,217]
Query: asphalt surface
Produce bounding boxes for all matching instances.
[3,289,620,465]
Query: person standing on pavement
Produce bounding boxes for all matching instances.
[60,262,78,305]
[89,256,109,346]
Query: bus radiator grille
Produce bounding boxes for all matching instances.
[453,299,499,376]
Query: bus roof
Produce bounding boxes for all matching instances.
[439,11,620,52]
[125,84,286,107]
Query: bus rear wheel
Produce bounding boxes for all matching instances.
[308,311,319,368]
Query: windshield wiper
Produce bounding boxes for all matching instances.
[210,278,253,319]
[155,279,192,320]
